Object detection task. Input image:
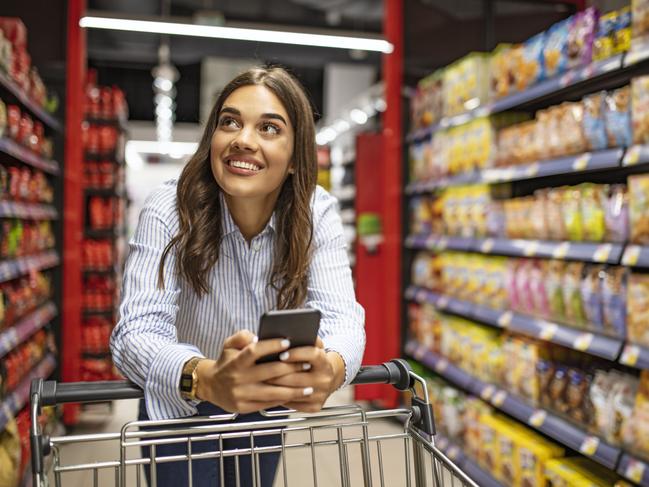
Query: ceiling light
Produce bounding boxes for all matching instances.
[80,16,394,53]
[334,119,350,133]
[350,108,368,125]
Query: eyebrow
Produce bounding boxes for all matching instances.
[220,106,288,125]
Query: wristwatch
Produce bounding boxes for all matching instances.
[180,357,203,401]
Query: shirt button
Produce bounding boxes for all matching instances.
[252,242,262,252]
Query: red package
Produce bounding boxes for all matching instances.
[18,113,33,147]
[0,18,27,48]
[100,87,113,119]
[7,104,20,140]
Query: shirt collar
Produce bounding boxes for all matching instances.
[219,191,277,238]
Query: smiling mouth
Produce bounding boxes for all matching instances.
[226,159,262,172]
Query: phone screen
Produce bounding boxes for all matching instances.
[255,308,321,363]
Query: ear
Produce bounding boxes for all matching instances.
[288,166,295,174]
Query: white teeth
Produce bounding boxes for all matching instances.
[229,160,260,171]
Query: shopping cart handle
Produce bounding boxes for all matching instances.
[351,359,413,391]
[31,378,143,407]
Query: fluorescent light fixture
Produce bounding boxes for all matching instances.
[80,16,394,53]
[350,108,368,125]
[334,119,350,133]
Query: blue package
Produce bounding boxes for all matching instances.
[544,17,573,78]
[583,92,608,150]
[602,266,627,338]
[581,265,605,332]
[604,86,632,147]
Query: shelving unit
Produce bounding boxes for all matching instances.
[401,14,649,486]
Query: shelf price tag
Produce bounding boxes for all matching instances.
[525,163,540,178]
[416,289,428,302]
[622,246,642,267]
[579,436,600,456]
[437,437,449,451]
[437,296,450,309]
[539,323,558,341]
[625,459,646,484]
[573,333,594,352]
[447,446,459,460]
[480,385,496,401]
[620,344,641,367]
[425,235,437,250]
[572,153,591,171]
[480,239,495,253]
[529,410,547,428]
[415,345,426,361]
[435,358,449,373]
[593,244,613,263]
[492,390,507,407]
[625,145,643,166]
[523,241,539,257]
[498,311,513,328]
[437,237,448,251]
[552,242,570,260]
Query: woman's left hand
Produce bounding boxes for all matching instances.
[265,338,346,413]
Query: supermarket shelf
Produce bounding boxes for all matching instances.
[0,71,62,132]
[481,148,623,184]
[405,285,625,363]
[622,245,649,268]
[619,343,649,370]
[405,340,622,470]
[434,436,505,487]
[0,200,58,220]
[618,454,649,487]
[407,55,624,142]
[0,354,56,432]
[0,250,59,283]
[405,234,623,265]
[405,172,480,195]
[0,137,60,175]
[0,301,57,359]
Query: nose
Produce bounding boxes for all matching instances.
[230,125,258,152]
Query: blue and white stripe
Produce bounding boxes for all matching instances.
[111,179,365,420]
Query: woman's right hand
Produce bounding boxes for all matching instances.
[195,330,313,414]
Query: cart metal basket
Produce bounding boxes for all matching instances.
[30,359,477,487]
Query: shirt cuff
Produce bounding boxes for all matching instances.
[145,343,205,420]
[323,337,361,388]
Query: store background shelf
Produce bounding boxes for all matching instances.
[0,201,58,220]
[0,301,57,359]
[0,71,62,132]
[619,343,649,370]
[0,250,59,283]
[405,340,623,471]
[435,436,506,487]
[406,285,626,363]
[0,354,56,432]
[0,137,60,175]
[618,454,649,487]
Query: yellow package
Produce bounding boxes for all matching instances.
[516,429,565,487]
[492,417,529,485]
[478,414,501,474]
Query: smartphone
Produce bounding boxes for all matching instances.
[255,308,321,364]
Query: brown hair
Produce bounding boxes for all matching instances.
[158,66,317,309]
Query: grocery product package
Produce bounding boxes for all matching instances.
[544,17,573,78]
[601,266,628,337]
[614,7,632,54]
[583,92,608,150]
[567,7,599,69]
[629,174,649,244]
[490,43,515,99]
[625,371,649,459]
[632,0,649,40]
[604,86,633,147]
[632,75,649,144]
[516,32,545,91]
[627,273,649,347]
[594,11,617,61]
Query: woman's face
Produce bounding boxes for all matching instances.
[211,85,294,201]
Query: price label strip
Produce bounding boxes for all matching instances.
[437,296,450,309]
[492,390,507,407]
[625,145,643,166]
[480,239,495,253]
[497,311,513,328]
[593,244,613,263]
[529,410,547,428]
[447,446,459,460]
[539,323,558,341]
[435,358,449,373]
[573,333,594,352]
[579,436,600,456]
[572,153,591,171]
[552,242,570,260]
[525,163,540,178]
[523,241,539,257]
[480,385,496,401]
[625,459,646,484]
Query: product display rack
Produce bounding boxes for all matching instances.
[401,12,649,487]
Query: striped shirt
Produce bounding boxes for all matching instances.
[111,180,365,420]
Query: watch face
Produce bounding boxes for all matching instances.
[180,374,193,392]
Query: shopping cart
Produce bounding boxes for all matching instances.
[29,359,477,487]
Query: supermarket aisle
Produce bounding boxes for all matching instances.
[48,388,414,487]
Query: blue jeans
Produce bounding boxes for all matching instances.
[138,400,283,487]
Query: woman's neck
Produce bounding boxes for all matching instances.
[223,192,279,242]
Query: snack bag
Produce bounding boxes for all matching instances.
[602,266,628,338]
[544,17,572,78]
[627,273,649,347]
[517,430,565,487]
[625,371,649,458]
[545,188,568,240]
[580,184,606,242]
[594,11,617,61]
[490,44,515,99]
[604,86,632,147]
[516,32,545,91]
[582,92,608,151]
[628,174,649,244]
[590,370,614,438]
[605,185,629,243]
[632,75,649,144]
[566,368,594,426]
[614,7,632,54]
[562,186,584,241]
[530,260,550,319]
[581,265,605,332]
[546,260,567,322]
[608,374,639,445]
[563,262,586,326]
[567,7,599,69]
[632,0,649,40]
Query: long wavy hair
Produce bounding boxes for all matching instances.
[158,66,317,309]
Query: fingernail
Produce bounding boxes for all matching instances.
[302,363,312,371]
[252,335,259,344]
[303,387,314,396]
[279,351,290,361]
[281,339,290,349]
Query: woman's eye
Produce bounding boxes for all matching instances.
[261,123,280,135]
[219,117,239,128]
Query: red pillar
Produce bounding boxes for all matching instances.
[62,0,86,424]
[381,0,403,408]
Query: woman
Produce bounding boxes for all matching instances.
[110,66,365,486]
